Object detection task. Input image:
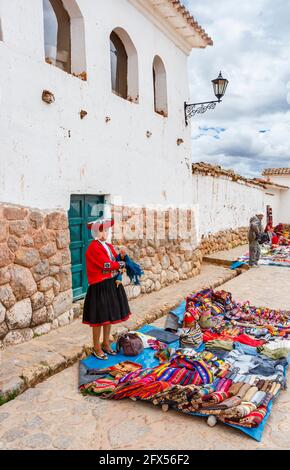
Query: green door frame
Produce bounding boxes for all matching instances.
[68,195,105,300]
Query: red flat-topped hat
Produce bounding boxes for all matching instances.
[87,219,115,232]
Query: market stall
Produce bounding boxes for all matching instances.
[79,289,290,441]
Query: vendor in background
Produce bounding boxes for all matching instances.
[264,222,273,245]
[274,224,284,237]
[248,213,264,268]
[82,219,131,360]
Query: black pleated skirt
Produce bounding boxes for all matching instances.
[83,277,131,327]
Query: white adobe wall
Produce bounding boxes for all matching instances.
[192,174,271,238]
[0,0,192,212]
[266,176,290,224]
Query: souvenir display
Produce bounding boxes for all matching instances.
[79,288,290,441]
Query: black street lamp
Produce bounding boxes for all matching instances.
[184,72,229,125]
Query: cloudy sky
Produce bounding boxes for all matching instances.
[183,0,290,177]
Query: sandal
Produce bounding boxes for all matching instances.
[92,349,108,360]
[102,344,117,356]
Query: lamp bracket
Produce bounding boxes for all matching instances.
[184,99,221,126]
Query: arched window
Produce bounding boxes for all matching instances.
[110,31,128,99]
[110,28,139,103]
[43,0,86,78]
[153,56,168,117]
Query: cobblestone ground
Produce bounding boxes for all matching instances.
[0,266,290,450]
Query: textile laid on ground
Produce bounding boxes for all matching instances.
[237,245,290,268]
[79,289,290,441]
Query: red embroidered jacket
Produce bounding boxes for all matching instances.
[85,240,124,285]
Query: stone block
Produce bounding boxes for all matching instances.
[29,211,44,230]
[0,321,8,339]
[0,220,8,242]
[57,310,71,327]
[55,266,72,292]
[49,265,60,276]
[31,306,48,327]
[3,206,27,220]
[52,290,73,318]
[9,220,29,237]
[56,230,70,249]
[21,364,50,387]
[60,248,71,265]
[155,280,161,291]
[47,230,56,242]
[6,237,18,255]
[161,254,170,269]
[160,270,167,285]
[3,328,33,347]
[131,285,141,298]
[32,260,50,281]
[60,344,84,365]
[52,279,61,296]
[0,285,16,309]
[15,248,40,268]
[38,276,54,292]
[33,323,51,337]
[72,302,81,319]
[44,288,55,306]
[0,301,5,323]
[151,263,162,277]
[45,212,68,230]
[23,236,34,247]
[10,265,37,300]
[39,242,57,259]
[46,305,54,322]
[184,250,194,262]
[6,298,32,329]
[51,318,59,329]
[0,376,26,397]
[33,231,50,249]
[0,267,11,286]
[49,252,63,266]
[31,291,45,311]
[0,244,14,267]
[181,261,192,274]
[146,246,155,257]
[178,269,187,281]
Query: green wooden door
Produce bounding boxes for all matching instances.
[68,195,105,300]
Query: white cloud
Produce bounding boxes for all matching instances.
[184,0,290,176]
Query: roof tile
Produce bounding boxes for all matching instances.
[262,168,290,176]
[169,0,213,46]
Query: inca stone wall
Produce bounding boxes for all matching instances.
[200,227,248,255]
[112,205,202,299]
[0,203,202,349]
[0,202,248,349]
[0,204,73,349]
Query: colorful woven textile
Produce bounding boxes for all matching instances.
[80,288,290,441]
[237,245,290,268]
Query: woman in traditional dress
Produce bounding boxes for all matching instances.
[83,219,131,360]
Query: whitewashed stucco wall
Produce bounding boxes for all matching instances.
[0,0,192,212]
[192,174,277,238]
[266,176,290,224]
